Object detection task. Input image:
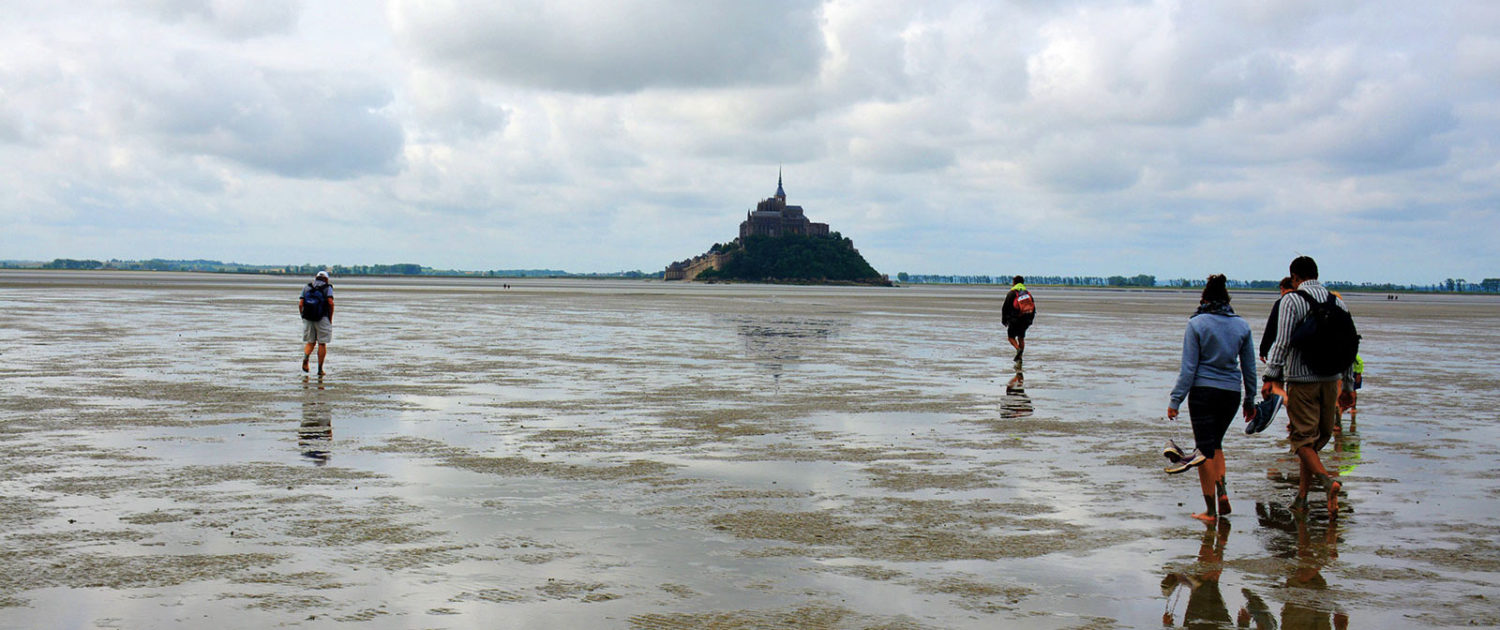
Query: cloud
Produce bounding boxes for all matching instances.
[389,0,827,93]
[106,53,404,180]
[136,0,303,39]
[2,0,1498,283]
[404,70,510,142]
[1024,133,1142,193]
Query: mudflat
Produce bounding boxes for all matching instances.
[2,270,1497,629]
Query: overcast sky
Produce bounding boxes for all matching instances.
[3,0,1497,283]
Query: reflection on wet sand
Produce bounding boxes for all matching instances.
[1002,368,1032,419]
[298,377,331,466]
[3,274,1497,628]
[1243,501,1349,629]
[1332,427,1362,477]
[724,315,844,382]
[1262,448,1351,522]
[1162,520,1232,628]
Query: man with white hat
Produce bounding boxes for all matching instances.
[298,270,335,376]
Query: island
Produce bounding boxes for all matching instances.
[663,174,890,285]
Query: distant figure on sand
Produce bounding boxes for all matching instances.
[1262,256,1358,518]
[299,270,334,376]
[1001,276,1036,363]
[1166,274,1258,523]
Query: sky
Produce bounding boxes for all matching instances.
[2,0,1498,284]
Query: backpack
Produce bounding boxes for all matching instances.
[1289,290,1359,376]
[301,284,328,321]
[1014,289,1036,316]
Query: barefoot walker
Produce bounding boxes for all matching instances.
[1166,274,1258,523]
[299,270,335,376]
[1262,256,1359,518]
[1001,276,1036,363]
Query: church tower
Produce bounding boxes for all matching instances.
[774,168,786,201]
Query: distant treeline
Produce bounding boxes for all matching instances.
[6,258,648,279]
[6,258,1491,291]
[897,273,1158,288]
[897,272,1500,293]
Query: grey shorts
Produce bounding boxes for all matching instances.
[302,317,332,344]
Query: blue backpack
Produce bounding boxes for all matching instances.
[301,284,329,321]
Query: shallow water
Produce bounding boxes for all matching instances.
[2,271,1498,629]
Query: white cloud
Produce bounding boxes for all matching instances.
[136,0,304,39]
[0,0,1496,282]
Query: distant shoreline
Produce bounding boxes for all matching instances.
[4,267,1492,296]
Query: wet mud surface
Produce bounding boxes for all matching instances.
[2,271,1498,628]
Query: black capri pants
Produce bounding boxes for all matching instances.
[1188,386,1240,457]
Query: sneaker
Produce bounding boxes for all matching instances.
[1162,439,1187,463]
[1165,449,1206,474]
[1246,394,1282,434]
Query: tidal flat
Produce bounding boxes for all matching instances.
[1,270,1497,629]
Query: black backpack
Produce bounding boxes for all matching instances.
[1289,290,1359,376]
[301,284,328,321]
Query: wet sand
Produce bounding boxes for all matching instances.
[1,270,1497,629]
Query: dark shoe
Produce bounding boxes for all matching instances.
[1163,439,1187,463]
[1165,449,1206,474]
[1246,394,1282,434]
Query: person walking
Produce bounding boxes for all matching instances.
[1001,276,1036,363]
[1258,277,1296,362]
[299,270,335,376]
[1167,274,1257,523]
[1262,256,1357,518]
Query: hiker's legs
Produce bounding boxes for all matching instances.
[1212,452,1230,515]
[1192,450,1220,522]
[1188,387,1237,522]
[302,342,313,372]
[1286,381,1338,507]
[316,343,327,372]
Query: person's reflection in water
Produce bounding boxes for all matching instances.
[1161,520,1232,628]
[724,315,842,387]
[1240,501,1349,629]
[1331,425,1362,479]
[299,377,332,466]
[1001,368,1033,419]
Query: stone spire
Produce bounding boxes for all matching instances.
[775,167,786,201]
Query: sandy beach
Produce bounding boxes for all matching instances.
[1,270,1497,629]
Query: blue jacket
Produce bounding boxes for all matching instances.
[1169,308,1258,412]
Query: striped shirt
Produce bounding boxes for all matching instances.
[1262,279,1353,383]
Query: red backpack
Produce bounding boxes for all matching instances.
[1014,289,1035,315]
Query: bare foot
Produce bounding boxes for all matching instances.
[1190,512,1217,523]
[1290,495,1309,512]
[1218,495,1232,516]
[302,356,310,372]
[1326,479,1342,518]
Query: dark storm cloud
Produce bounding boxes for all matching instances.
[389,0,826,93]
